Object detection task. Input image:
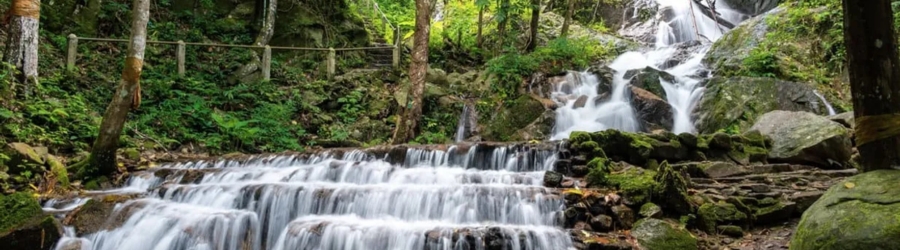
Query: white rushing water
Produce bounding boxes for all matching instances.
[551,0,751,140]
[52,145,574,250]
[813,90,837,116]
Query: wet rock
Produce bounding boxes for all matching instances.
[483,95,546,141]
[512,109,556,141]
[611,205,635,228]
[561,179,576,188]
[700,162,748,178]
[554,160,572,173]
[749,111,852,168]
[572,165,590,178]
[693,77,828,134]
[704,8,779,75]
[632,218,698,250]
[544,171,564,187]
[626,67,674,100]
[792,170,900,250]
[639,203,662,219]
[574,95,589,109]
[660,40,707,70]
[574,221,594,232]
[630,86,674,132]
[69,195,136,235]
[722,0,781,16]
[590,215,615,232]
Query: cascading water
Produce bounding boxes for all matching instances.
[455,103,470,142]
[813,90,837,116]
[50,144,574,250]
[551,0,752,140]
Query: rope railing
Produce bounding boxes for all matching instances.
[66,34,401,80]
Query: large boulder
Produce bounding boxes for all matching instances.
[625,67,673,100]
[630,86,674,132]
[703,7,780,76]
[792,170,900,250]
[693,77,830,134]
[632,218,698,250]
[749,111,852,168]
[483,95,547,141]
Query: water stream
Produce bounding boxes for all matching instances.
[551,0,751,140]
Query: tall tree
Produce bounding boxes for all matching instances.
[4,0,40,98]
[496,0,511,47]
[391,0,432,144]
[526,0,541,52]
[843,0,900,172]
[234,0,277,82]
[475,0,488,48]
[86,0,150,177]
[561,0,576,37]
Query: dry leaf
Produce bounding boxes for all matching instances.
[844,182,856,189]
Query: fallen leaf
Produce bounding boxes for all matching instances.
[844,182,855,189]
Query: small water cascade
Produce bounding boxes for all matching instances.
[551,0,754,140]
[51,144,574,250]
[455,103,470,142]
[813,90,837,116]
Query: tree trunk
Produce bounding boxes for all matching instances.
[234,0,277,82]
[526,0,541,52]
[843,0,900,171]
[86,0,150,177]
[497,0,510,47]
[476,6,484,48]
[4,0,40,98]
[391,0,431,144]
[561,0,576,37]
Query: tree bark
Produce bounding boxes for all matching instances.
[497,0,510,46]
[476,6,484,48]
[86,0,150,177]
[4,0,40,98]
[234,0,277,82]
[526,0,541,52]
[561,0,576,37]
[842,0,900,171]
[391,0,431,144]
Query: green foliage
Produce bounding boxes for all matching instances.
[485,37,616,97]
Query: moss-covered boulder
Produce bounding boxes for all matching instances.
[625,67,674,100]
[703,8,780,77]
[0,192,43,233]
[654,162,693,215]
[606,167,659,205]
[792,170,900,250]
[697,202,749,233]
[0,215,62,250]
[632,218,698,250]
[749,111,852,168]
[3,143,45,174]
[483,96,547,141]
[693,77,828,134]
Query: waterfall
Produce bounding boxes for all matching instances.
[552,0,752,139]
[51,144,574,250]
[455,103,469,142]
[813,90,837,116]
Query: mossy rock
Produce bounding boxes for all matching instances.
[70,195,138,236]
[632,218,698,250]
[791,170,900,250]
[0,215,62,250]
[483,95,546,141]
[0,192,43,233]
[3,143,45,175]
[749,111,852,168]
[606,167,659,205]
[697,202,749,233]
[693,77,827,134]
[654,162,693,216]
[45,155,70,188]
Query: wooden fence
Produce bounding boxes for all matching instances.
[65,34,401,80]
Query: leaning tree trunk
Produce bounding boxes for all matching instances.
[234,0,277,82]
[4,0,41,98]
[391,0,431,144]
[476,6,485,48]
[843,0,900,172]
[86,0,150,177]
[561,0,576,37]
[526,0,541,52]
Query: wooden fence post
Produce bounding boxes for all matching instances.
[176,40,186,77]
[393,28,401,68]
[327,48,336,79]
[67,34,78,72]
[262,45,272,81]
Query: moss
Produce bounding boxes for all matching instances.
[654,162,693,215]
[0,192,42,233]
[607,167,659,204]
[45,155,69,188]
[632,218,698,250]
[585,157,610,186]
[717,225,744,237]
[640,203,662,218]
[483,96,545,141]
[122,148,141,161]
[570,131,592,145]
[697,202,748,233]
[83,176,109,190]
